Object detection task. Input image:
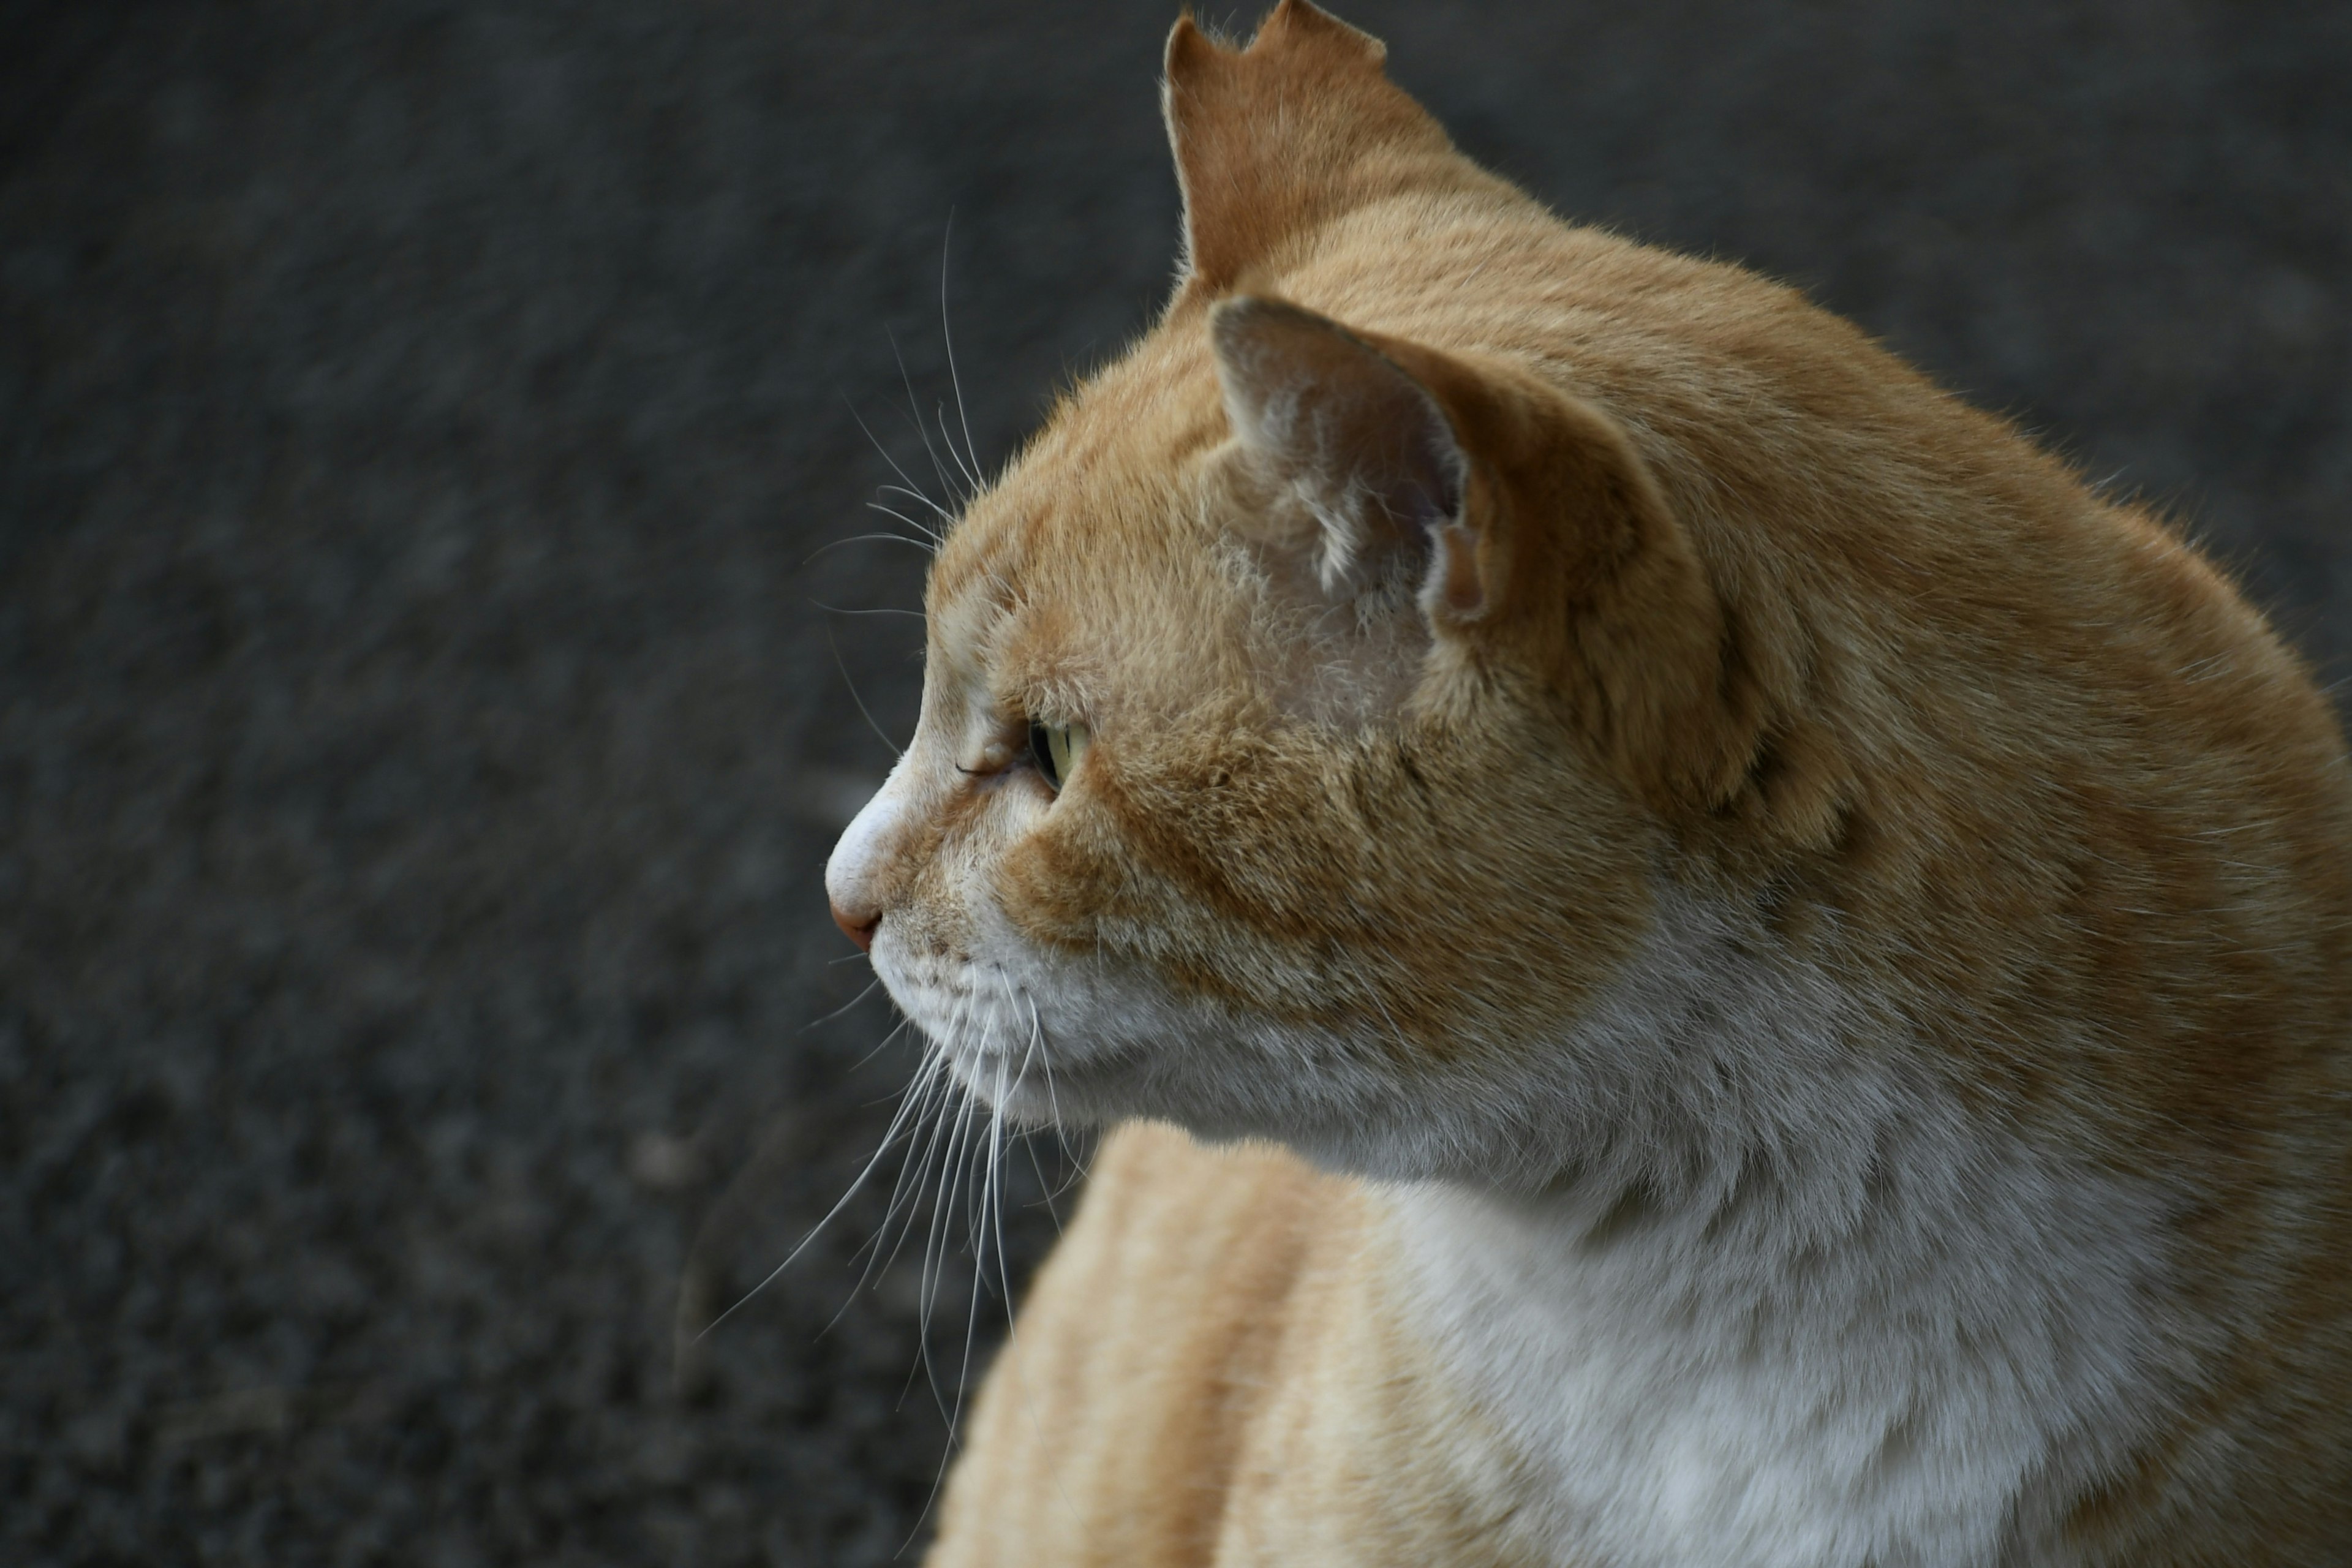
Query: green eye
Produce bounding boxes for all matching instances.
[1030,720,1090,792]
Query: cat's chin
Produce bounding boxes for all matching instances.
[935,1041,1069,1129]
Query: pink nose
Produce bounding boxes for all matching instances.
[832,901,880,953]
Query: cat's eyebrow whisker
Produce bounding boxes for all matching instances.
[801,531,938,565]
[840,393,956,525]
[889,326,968,507]
[877,482,957,524]
[862,500,943,551]
[814,600,929,621]
[937,402,985,499]
[939,209,988,497]
[826,622,904,760]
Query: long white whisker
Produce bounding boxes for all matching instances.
[696,1027,936,1341]
[876,481,957,526]
[801,531,938,564]
[825,622,902,760]
[862,501,943,548]
[830,1047,956,1335]
[876,1044,960,1286]
[862,497,943,546]
[845,1014,914,1072]
[937,402,984,497]
[914,1066,982,1421]
[889,328,966,506]
[941,1009,1008,1457]
[1013,1001,1072,1228]
[797,976,883,1036]
[815,600,929,621]
[840,393,956,525]
[940,209,986,492]
[1023,995,1091,1197]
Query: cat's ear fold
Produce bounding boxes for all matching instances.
[1209,296,1473,611]
[1163,2,1458,294]
[1211,295,1758,813]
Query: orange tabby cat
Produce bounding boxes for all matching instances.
[823,4,2352,1562]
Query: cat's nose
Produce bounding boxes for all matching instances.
[831,900,881,953]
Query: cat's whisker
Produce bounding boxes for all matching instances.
[861,497,943,546]
[825,622,903,760]
[938,209,988,495]
[846,1016,919,1077]
[840,391,957,530]
[815,599,929,622]
[800,530,939,565]
[910,1007,982,1372]
[695,1021,940,1343]
[796,976,884,1035]
[835,1044,957,1333]
[956,1055,1010,1428]
[1019,997,1084,1216]
[889,326,968,507]
[918,1087,984,1426]
[872,1041,959,1294]
[992,1038,1034,1304]
[876,482,958,526]
[859,502,942,550]
[936,401,984,499]
[935,1011,1013,1469]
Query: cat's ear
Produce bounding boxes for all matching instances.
[1209,296,1466,605]
[1210,295,1759,813]
[1163,2,1460,294]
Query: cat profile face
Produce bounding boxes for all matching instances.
[826,320,1659,1183]
[826,4,1781,1185]
[829,0,2352,1194]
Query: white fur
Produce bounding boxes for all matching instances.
[1382,891,2188,1567]
[857,865,2191,1568]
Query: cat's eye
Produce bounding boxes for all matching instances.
[1030,721,1090,793]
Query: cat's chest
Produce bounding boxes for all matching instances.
[1382,1146,2174,1568]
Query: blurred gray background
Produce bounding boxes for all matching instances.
[4,1,2346,1563]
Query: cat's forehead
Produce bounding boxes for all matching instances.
[922,336,1230,679]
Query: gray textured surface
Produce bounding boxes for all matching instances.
[4,2,2346,1563]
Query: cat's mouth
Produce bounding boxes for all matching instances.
[872,938,1071,1123]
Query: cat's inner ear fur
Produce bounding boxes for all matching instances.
[1210,296,1470,614]
[1208,293,1773,820]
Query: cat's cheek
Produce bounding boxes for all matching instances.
[992,809,1120,951]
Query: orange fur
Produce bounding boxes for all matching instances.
[825,4,2352,1562]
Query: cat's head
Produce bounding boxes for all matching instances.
[826,2,1768,1185]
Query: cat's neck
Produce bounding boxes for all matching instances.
[1378,883,2191,1567]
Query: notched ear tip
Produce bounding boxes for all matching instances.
[1261,0,1388,66]
[1164,13,1224,78]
